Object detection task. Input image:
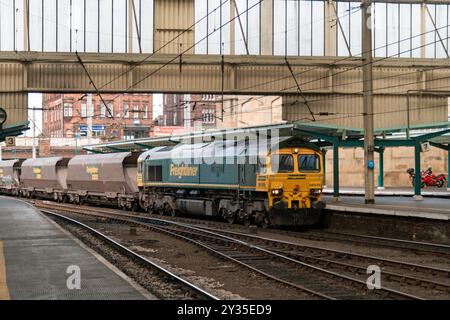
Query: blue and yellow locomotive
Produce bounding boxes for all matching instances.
[137,137,325,227]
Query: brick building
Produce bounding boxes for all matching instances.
[42,94,154,140]
[160,94,216,129]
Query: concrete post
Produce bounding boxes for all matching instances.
[230,0,236,55]
[414,143,423,200]
[128,0,134,53]
[87,94,93,145]
[420,3,426,58]
[32,107,36,159]
[333,144,340,202]
[324,0,337,56]
[362,0,375,204]
[75,133,78,156]
[377,147,384,189]
[260,0,273,55]
[23,0,30,51]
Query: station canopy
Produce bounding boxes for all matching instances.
[0,121,29,143]
[83,121,450,154]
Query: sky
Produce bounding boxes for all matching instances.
[22,93,163,137]
[23,93,43,137]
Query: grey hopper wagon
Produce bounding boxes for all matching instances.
[0,159,25,195]
[20,157,70,199]
[66,152,139,209]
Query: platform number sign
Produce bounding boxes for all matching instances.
[5,136,15,147]
[421,142,431,153]
[0,107,7,126]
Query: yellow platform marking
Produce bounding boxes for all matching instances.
[0,241,10,300]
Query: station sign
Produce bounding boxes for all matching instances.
[420,142,431,152]
[0,107,7,126]
[5,136,15,147]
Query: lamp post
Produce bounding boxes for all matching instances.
[75,132,80,156]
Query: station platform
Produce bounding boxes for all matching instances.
[324,195,450,221]
[323,186,450,198]
[0,197,150,300]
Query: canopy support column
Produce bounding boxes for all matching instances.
[333,144,340,202]
[322,149,327,188]
[377,147,385,190]
[414,143,423,200]
[447,144,450,191]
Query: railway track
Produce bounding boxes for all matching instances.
[33,201,431,300]
[27,197,450,259]
[191,226,450,297]
[40,209,219,301]
[278,230,450,259]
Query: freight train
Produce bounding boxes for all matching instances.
[0,136,325,227]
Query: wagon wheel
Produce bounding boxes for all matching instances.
[259,214,271,229]
[162,203,177,217]
[220,208,235,224]
[226,216,236,224]
[147,203,155,215]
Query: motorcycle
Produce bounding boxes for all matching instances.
[406,167,447,188]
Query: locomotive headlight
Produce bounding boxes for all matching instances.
[271,188,283,196]
[310,189,322,196]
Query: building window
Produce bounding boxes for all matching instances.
[63,103,72,117]
[81,103,87,117]
[123,104,130,118]
[124,128,149,140]
[107,103,114,118]
[92,128,106,137]
[202,109,215,124]
[99,103,106,118]
[134,105,140,119]
[143,105,148,119]
[202,94,214,101]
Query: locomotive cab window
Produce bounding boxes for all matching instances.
[298,155,320,172]
[146,165,163,182]
[271,154,294,173]
[257,158,267,174]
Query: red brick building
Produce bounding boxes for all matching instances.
[160,94,216,128]
[42,94,154,140]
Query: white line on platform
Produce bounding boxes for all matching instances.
[326,204,450,221]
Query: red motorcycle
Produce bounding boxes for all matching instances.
[406,167,447,188]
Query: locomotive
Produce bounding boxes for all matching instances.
[0,136,325,227]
